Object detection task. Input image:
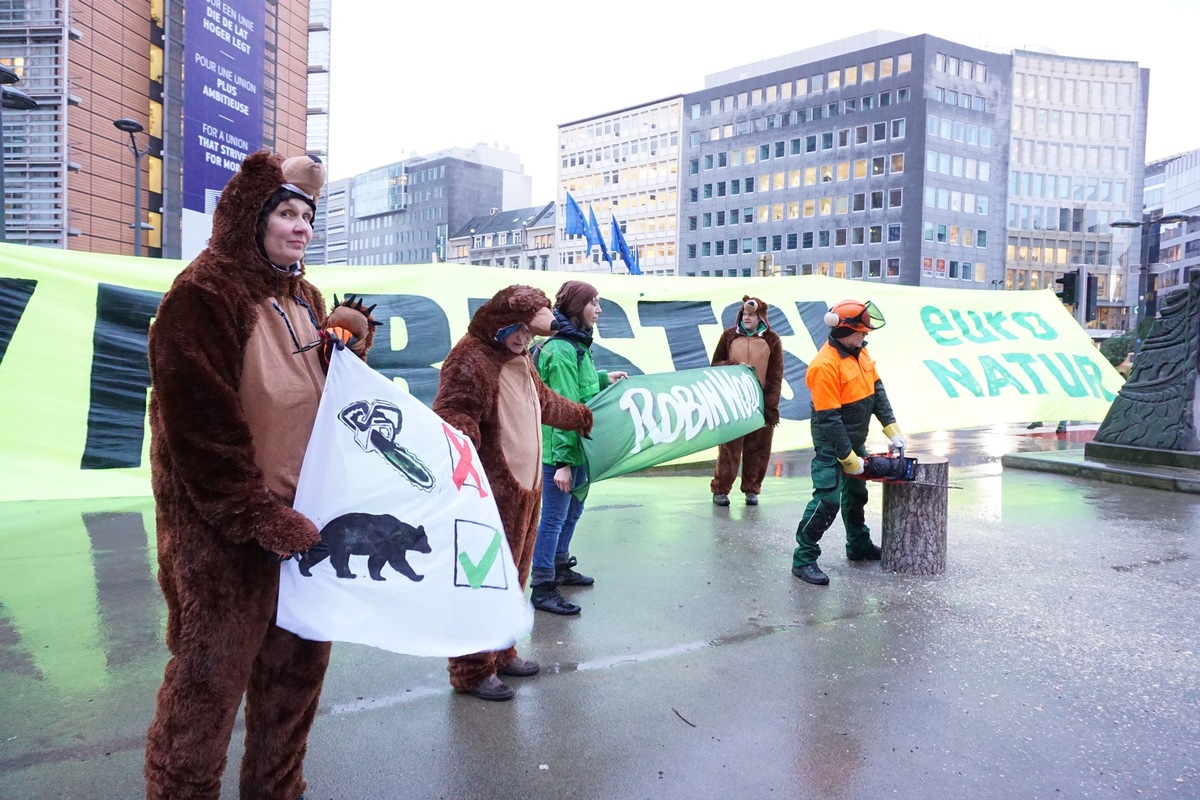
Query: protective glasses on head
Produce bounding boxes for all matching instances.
[823,300,885,332]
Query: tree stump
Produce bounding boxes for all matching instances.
[880,456,949,575]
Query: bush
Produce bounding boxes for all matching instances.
[1099,332,1134,366]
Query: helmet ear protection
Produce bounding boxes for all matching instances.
[823,300,885,332]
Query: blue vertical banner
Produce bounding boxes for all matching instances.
[564,192,589,243]
[589,206,612,270]
[181,0,266,259]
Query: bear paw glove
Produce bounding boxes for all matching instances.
[325,293,381,356]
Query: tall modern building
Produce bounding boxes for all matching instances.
[558,30,1150,330]
[0,0,311,258]
[1129,149,1200,308]
[305,0,331,263]
[1006,50,1147,330]
[677,32,982,285]
[558,96,683,275]
[320,144,531,266]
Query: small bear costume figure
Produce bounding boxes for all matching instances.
[709,295,784,506]
[433,285,593,701]
[144,151,377,799]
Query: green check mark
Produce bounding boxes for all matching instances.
[458,529,502,589]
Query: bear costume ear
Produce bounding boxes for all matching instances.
[281,154,326,201]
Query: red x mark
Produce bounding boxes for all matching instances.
[443,423,487,498]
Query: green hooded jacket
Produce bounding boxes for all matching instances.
[536,336,611,466]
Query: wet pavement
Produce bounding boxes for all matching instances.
[1,425,1197,799]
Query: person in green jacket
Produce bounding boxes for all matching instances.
[530,280,627,614]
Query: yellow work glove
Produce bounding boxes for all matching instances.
[882,423,906,451]
[838,452,865,476]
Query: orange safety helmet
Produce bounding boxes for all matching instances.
[823,299,886,332]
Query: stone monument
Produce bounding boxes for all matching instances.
[1086,269,1200,469]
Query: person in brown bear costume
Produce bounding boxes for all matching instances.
[433,285,593,701]
[710,295,784,507]
[144,151,378,799]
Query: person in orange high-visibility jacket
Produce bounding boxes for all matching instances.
[791,299,905,586]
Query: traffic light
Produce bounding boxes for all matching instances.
[1054,269,1078,305]
[1085,274,1098,322]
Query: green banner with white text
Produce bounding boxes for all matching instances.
[0,242,1122,502]
[582,365,765,486]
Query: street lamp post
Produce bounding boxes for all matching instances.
[1111,212,1192,352]
[113,117,148,257]
[0,65,38,242]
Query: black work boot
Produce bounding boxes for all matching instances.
[531,582,581,615]
[792,563,830,585]
[847,542,882,561]
[554,553,594,586]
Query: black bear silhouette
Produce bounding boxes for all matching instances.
[298,512,431,581]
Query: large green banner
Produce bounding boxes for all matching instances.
[583,365,764,485]
[0,242,1123,502]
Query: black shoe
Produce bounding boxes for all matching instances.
[497,657,540,677]
[792,564,829,585]
[744,492,759,506]
[466,674,515,701]
[554,554,594,586]
[713,493,730,507]
[1026,421,1044,429]
[1056,421,1068,434]
[531,582,581,615]
[847,543,882,561]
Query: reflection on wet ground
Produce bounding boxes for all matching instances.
[3,425,1197,799]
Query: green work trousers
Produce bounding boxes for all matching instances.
[792,447,875,567]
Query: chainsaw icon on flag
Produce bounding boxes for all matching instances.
[338,400,436,491]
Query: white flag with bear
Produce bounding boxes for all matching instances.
[277,348,533,656]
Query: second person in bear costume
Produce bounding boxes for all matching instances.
[433,284,593,701]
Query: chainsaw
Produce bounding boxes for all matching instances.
[852,446,961,489]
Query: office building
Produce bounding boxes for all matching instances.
[305,0,331,263]
[323,144,531,266]
[558,96,683,275]
[1006,50,1147,330]
[0,0,311,258]
[1128,149,1200,307]
[560,30,1150,330]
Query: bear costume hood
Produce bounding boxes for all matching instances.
[465,285,557,351]
[205,151,325,294]
[737,295,771,334]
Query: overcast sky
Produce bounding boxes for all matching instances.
[327,0,1197,199]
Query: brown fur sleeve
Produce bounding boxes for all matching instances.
[763,330,785,426]
[532,361,593,435]
[710,327,737,367]
[149,280,318,552]
[431,338,497,448]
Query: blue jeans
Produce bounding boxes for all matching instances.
[532,464,586,578]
